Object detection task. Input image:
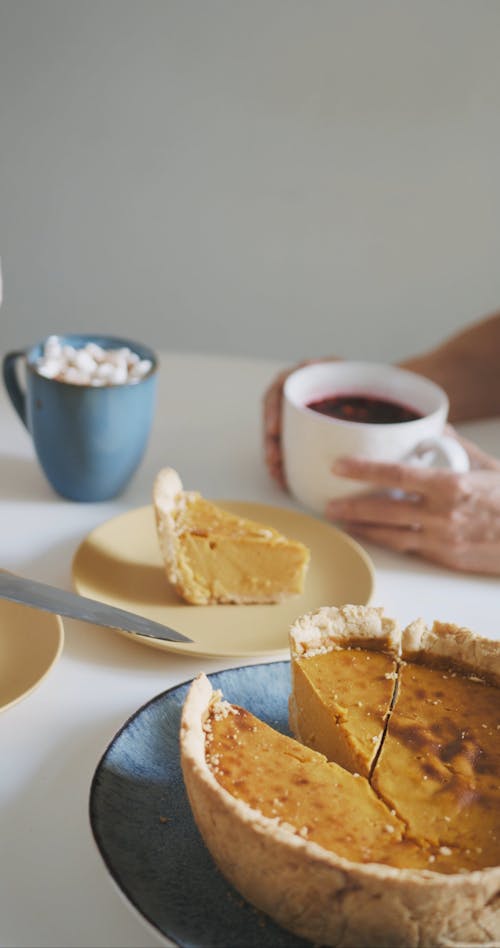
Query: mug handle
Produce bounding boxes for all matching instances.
[403,435,470,473]
[2,350,28,429]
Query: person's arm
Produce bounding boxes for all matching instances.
[399,311,500,423]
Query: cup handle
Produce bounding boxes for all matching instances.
[403,435,470,473]
[2,350,28,429]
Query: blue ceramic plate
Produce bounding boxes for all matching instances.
[89,662,312,947]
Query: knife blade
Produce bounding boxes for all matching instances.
[0,571,193,644]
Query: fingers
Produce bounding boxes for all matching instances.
[262,368,293,487]
[336,517,467,568]
[340,522,423,554]
[262,364,307,488]
[332,456,457,500]
[327,493,437,529]
[343,524,497,575]
[265,435,286,487]
[330,455,500,577]
[263,367,292,439]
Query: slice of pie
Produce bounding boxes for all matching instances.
[289,605,400,777]
[180,606,500,947]
[153,468,310,604]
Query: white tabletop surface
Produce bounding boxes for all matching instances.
[1,350,499,948]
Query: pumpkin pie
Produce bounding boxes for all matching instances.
[153,468,310,604]
[180,606,500,946]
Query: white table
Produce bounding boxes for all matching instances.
[1,351,498,948]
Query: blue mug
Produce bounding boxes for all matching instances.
[3,333,158,501]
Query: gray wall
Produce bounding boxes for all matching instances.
[1,0,500,362]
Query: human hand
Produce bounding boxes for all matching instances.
[263,357,339,487]
[327,434,500,576]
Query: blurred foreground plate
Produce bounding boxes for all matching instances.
[0,596,64,712]
[72,501,374,658]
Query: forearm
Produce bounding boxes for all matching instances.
[398,311,500,422]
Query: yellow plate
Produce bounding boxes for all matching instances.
[0,597,64,712]
[72,502,375,658]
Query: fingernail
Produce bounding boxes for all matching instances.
[332,457,349,474]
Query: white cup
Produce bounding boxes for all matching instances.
[282,361,470,515]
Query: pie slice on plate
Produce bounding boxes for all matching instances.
[153,468,310,604]
[180,605,500,947]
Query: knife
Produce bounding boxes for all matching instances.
[0,571,193,644]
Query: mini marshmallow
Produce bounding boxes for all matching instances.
[62,345,77,362]
[85,342,106,362]
[95,362,115,379]
[73,350,97,374]
[35,338,153,386]
[37,360,62,379]
[108,365,128,385]
[130,359,153,379]
[45,336,63,357]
